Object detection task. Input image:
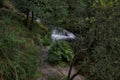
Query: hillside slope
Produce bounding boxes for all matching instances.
[0,2,48,79]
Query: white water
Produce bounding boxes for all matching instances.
[51,28,76,41]
[36,17,41,23]
[35,18,76,41]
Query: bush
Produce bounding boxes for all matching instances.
[47,41,73,64]
[40,35,51,46]
[88,49,120,80]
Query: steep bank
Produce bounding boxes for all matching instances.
[0,4,48,79]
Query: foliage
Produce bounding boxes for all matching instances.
[13,0,36,11]
[0,15,40,80]
[0,0,120,80]
[12,0,40,18]
[47,41,73,64]
[40,35,51,46]
[69,0,120,80]
[35,0,120,79]
[35,0,68,25]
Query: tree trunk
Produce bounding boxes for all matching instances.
[67,61,73,80]
[29,11,34,30]
[70,69,81,80]
[67,55,76,80]
[26,8,30,27]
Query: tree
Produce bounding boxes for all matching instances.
[36,0,120,80]
[35,0,69,26]
[13,0,37,30]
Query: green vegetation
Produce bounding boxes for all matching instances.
[40,35,51,46]
[39,0,120,79]
[0,0,120,80]
[47,41,73,64]
[0,0,49,79]
[0,9,42,80]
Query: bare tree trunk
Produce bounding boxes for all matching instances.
[31,11,34,23]
[26,8,30,27]
[67,61,73,80]
[67,46,82,80]
[29,11,34,30]
[67,55,76,80]
[70,69,81,80]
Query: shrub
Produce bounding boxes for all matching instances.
[47,41,73,64]
[40,35,51,46]
[93,46,119,80]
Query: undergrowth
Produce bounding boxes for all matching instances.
[47,41,73,64]
[0,14,40,80]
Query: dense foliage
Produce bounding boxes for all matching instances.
[0,0,120,80]
[0,14,40,80]
[47,41,73,64]
[40,35,51,46]
[36,0,120,80]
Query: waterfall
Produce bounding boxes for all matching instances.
[51,27,76,41]
[36,17,41,23]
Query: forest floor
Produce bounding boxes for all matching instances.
[37,47,85,80]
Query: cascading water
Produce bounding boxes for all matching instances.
[36,17,41,23]
[35,18,76,41]
[51,27,76,41]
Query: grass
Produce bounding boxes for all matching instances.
[0,13,46,80]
